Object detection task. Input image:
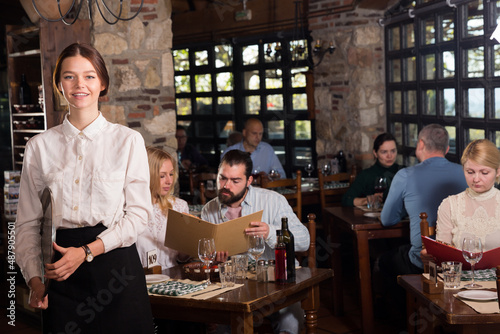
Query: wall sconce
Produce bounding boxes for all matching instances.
[312,39,335,67]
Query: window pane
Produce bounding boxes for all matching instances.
[244,70,259,90]
[265,42,282,63]
[176,98,192,115]
[390,59,401,82]
[292,93,307,111]
[494,45,500,76]
[242,45,259,65]
[245,96,260,114]
[293,147,312,167]
[215,45,232,68]
[495,88,500,118]
[217,120,234,138]
[404,23,414,48]
[406,90,417,114]
[405,57,416,81]
[173,49,189,71]
[216,72,233,92]
[177,120,191,132]
[445,126,457,154]
[442,14,454,41]
[195,50,208,66]
[424,90,436,115]
[195,74,211,92]
[217,97,233,114]
[265,70,283,88]
[267,94,283,111]
[467,128,485,141]
[290,39,308,61]
[443,89,456,116]
[174,75,190,93]
[268,120,284,139]
[442,51,455,78]
[467,88,485,118]
[390,26,400,51]
[424,18,435,44]
[194,121,213,137]
[407,123,419,147]
[393,122,403,145]
[274,146,286,167]
[392,91,402,114]
[196,97,212,115]
[291,68,308,88]
[495,131,500,149]
[467,47,484,78]
[467,1,484,37]
[424,54,435,80]
[295,120,312,140]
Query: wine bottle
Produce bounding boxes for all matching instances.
[19,74,32,105]
[281,217,296,283]
[275,230,287,284]
[337,150,347,173]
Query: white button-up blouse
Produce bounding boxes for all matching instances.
[15,113,152,283]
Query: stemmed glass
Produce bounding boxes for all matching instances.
[198,238,216,285]
[248,235,265,273]
[322,163,331,176]
[374,177,388,194]
[462,236,484,288]
[269,169,280,181]
[304,163,314,178]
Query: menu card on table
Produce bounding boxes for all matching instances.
[422,236,500,270]
[165,209,263,258]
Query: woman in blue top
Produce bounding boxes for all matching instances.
[342,132,403,207]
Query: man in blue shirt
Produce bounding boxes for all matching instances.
[222,118,286,179]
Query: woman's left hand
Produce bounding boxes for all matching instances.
[44,242,86,281]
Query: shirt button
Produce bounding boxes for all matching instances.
[73,206,78,211]
[78,156,83,160]
[75,179,79,184]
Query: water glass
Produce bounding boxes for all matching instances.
[441,261,462,289]
[218,262,236,288]
[231,254,248,279]
[367,194,380,210]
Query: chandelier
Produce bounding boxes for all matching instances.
[32,0,144,25]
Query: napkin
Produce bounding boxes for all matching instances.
[461,268,496,281]
[324,182,349,190]
[149,280,208,296]
[454,294,500,314]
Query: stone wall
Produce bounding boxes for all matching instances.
[309,1,386,170]
[91,0,177,156]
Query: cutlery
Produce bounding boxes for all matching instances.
[191,287,223,297]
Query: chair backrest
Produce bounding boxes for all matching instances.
[296,213,316,269]
[318,168,356,211]
[189,171,217,205]
[261,170,302,221]
[420,212,436,273]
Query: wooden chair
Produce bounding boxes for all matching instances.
[261,170,302,221]
[420,212,436,273]
[318,168,356,211]
[188,171,217,205]
[297,213,317,269]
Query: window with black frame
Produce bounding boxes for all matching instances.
[173,33,316,178]
[385,0,500,166]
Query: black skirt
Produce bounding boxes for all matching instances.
[42,224,154,334]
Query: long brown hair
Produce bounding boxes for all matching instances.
[147,146,178,215]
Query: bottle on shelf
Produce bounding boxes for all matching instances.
[281,217,296,283]
[275,230,287,284]
[19,74,32,105]
[337,150,347,173]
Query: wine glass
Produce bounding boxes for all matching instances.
[322,163,331,176]
[374,177,388,194]
[462,236,484,288]
[304,163,314,178]
[248,235,265,273]
[269,169,280,181]
[251,168,261,185]
[198,238,216,285]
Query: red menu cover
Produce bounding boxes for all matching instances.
[422,236,500,270]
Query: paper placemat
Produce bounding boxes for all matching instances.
[423,273,497,290]
[454,293,500,314]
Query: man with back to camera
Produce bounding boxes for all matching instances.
[222,118,286,179]
[202,149,310,334]
[377,124,468,320]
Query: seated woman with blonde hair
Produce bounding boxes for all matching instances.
[136,146,190,269]
[435,139,500,250]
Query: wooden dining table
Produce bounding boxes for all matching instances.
[149,266,333,334]
[398,274,500,334]
[323,206,410,334]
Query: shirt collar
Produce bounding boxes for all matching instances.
[218,185,255,217]
[61,112,107,142]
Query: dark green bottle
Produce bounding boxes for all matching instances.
[281,217,295,283]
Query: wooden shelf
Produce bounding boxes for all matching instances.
[8,49,41,58]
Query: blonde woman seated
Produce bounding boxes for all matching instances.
[136,147,190,269]
[435,139,500,250]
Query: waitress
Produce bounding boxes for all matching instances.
[15,43,154,333]
[342,132,403,207]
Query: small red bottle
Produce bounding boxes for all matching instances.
[275,230,287,284]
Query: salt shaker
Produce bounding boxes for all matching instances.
[267,260,275,282]
[257,260,268,282]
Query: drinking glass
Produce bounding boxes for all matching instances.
[198,238,216,285]
[374,177,388,194]
[248,235,265,272]
[251,168,261,185]
[269,169,279,181]
[322,163,331,176]
[462,236,484,288]
[304,163,314,178]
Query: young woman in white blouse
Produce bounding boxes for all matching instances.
[435,139,500,250]
[15,43,154,333]
[136,147,191,269]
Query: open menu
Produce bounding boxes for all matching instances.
[422,236,500,270]
[165,209,263,258]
